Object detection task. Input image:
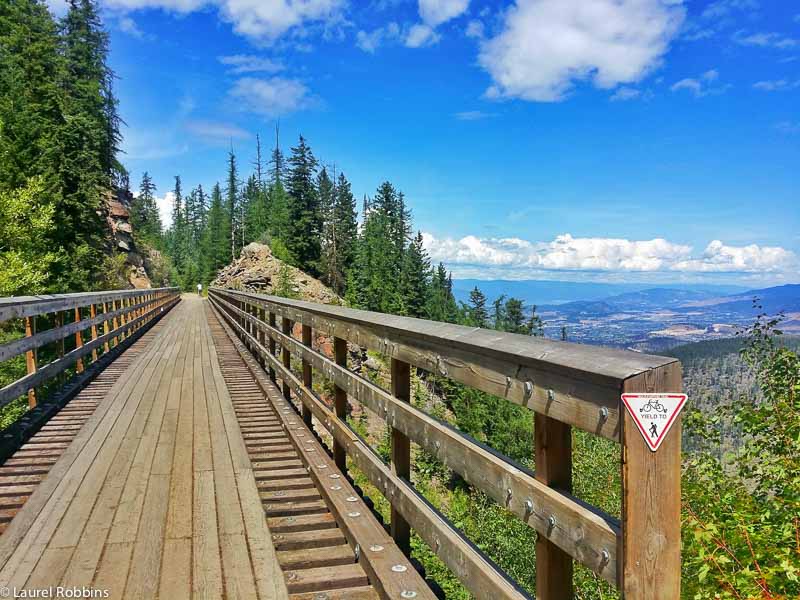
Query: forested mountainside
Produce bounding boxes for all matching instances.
[0,0,169,294]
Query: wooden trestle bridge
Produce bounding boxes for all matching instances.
[0,287,682,599]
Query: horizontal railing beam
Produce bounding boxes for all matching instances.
[0,287,179,323]
[211,288,676,441]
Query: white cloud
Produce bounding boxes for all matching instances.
[229,76,315,117]
[104,0,345,43]
[118,16,147,39]
[405,23,440,48]
[218,54,283,74]
[454,110,494,120]
[733,31,798,49]
[465,19,484,39]
[670,69,728,97]
[610,87,641,101]
[405,0,470,48]
[356,22,401,53]
[185,120,251,140]
[419,0,470,27]
[672,241,797,273]
[422,232,798,275]
[752,79,800,91]
[156,192,176,229]
[477,0,685,103]
[701,0,758,20]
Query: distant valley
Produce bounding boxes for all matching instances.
[453,280,800,352]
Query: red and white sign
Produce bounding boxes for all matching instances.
[621,393,687,452]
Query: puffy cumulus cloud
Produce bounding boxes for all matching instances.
[422,233,797,275]
[418,0,470,27]
[405,23,440,47]
[405,0,470,48]
[229,77,315,117]
[218,54,283,74]
[672,241,798,273]
[103,0,345,43]
[478,0,685,102]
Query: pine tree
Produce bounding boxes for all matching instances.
[426,263,458,323]
[245,174,268,244]
[328,172,358,294]
[504,298,526,334]
[269,124,284,186]
[200,182,228,282]
[525,305,544,337]
[131,171,161,243]
[318,167,336,286]
[286,135,320,275]
[168,175,185,269]
[399,231,430,318]
[224,150,239,260]
[468,287,489,327]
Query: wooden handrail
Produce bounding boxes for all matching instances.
[208,288,677,441]
[0,288,180,409]
[210,287,683,600]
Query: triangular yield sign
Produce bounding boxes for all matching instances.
[621,393,687,452]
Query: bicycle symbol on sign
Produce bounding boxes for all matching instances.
[639,398,668,414]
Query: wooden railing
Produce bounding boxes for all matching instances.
[209,287,682,600]
[0,288,180,411]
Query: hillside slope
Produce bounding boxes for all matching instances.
[212,242,340,304]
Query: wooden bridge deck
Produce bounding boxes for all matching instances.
[0,296,288,598]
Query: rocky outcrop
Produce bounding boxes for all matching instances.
[212,243,340,305]
[101,188,153,289]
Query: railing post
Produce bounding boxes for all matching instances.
[534,414,573,598]
[301,324,313,427]
[74,307,84,373]
[390,358,411,554]
[621,364,682,599]
[103,302,111,352]
[89,304,98,362]
[24,316,37,408]
[281,317,292,401]
[268,312,277,383]
[333,337,348,472]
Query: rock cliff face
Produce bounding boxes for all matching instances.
[212,243,340,305]
[101,188,153,289]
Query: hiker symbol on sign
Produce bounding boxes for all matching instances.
[621,393,688,452]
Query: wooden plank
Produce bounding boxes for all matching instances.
[93,541,132,597]
[284,563,369,594]
[192,470,223,599]
[535,413,573,599]
[212,292,619,581]
[621,363,682,599]
[390,358,411,554]
[159,538,192,599]
[277,544,354,570]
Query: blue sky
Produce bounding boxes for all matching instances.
[49,0,799,286]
